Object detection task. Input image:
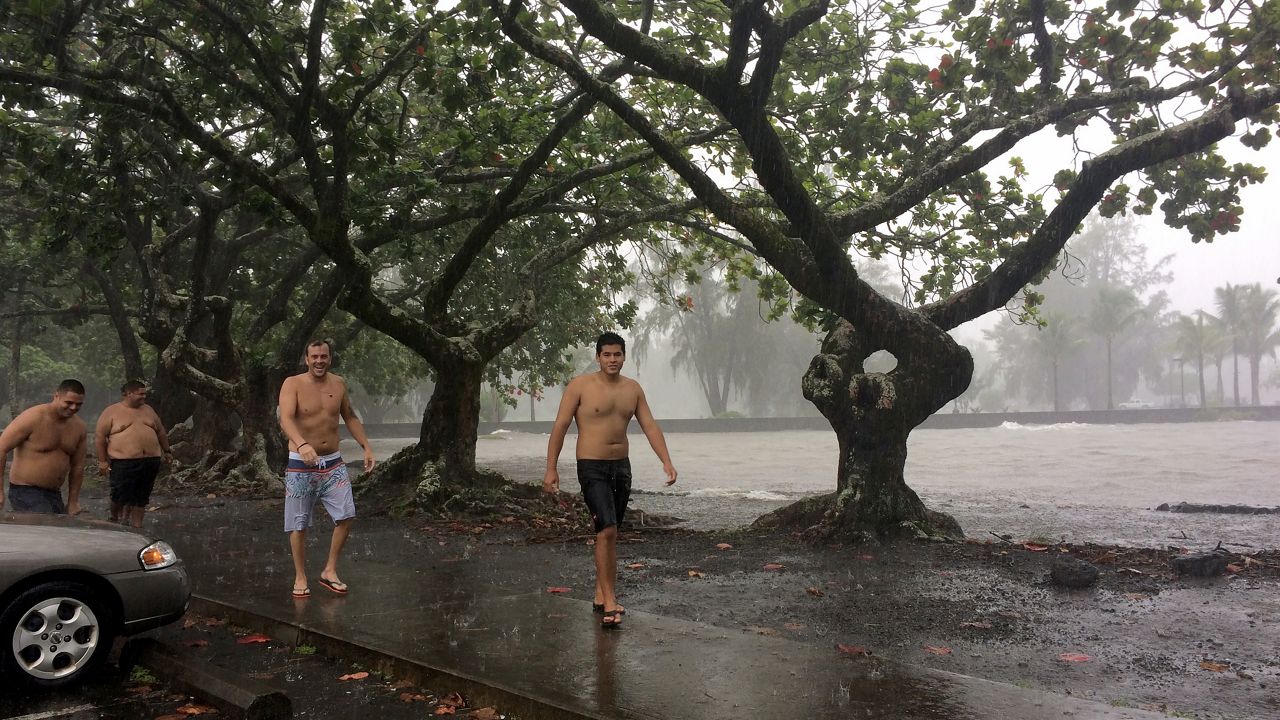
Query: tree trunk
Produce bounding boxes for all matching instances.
[754,321,968,542]
[1105,337,1115,410]
[1248,353,1261,406]
[1196,352,1206,409]
[1215,358,1224,405]
[1051,360,1061,412]
[84,260,145,382]
[419,358,485,481]
[149,362,197,430]
[9,279,23,420]
[1231,342,1240,406]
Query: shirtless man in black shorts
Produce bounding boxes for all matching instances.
[95,380,172,527]
[544,332,677,628]
[0,379,88,515]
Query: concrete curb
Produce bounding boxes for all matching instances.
[188,595,603,720]
[121,636,292,720]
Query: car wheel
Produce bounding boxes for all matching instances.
[1,581,114,688]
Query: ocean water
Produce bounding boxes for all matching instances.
[356,421,1280,548]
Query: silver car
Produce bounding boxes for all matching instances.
[0,512,190,687]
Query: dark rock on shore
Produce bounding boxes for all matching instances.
[1050,557,1100,588]
[1155,502,1279,514]
[1171,552,1229,577]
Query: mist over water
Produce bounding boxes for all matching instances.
[355,421,1280,548]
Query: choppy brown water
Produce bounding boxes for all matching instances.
[354,421,1280,548]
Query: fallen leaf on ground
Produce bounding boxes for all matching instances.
[175,703,218,716]
[625,562,646,569]
[183,639,209,648]
[338,671,370,681]
[783,622,806,631]
[836,643,870,656]
[687,570,704,578]
[924,646,952,655]
[441,692,465,707]
[1226,564,1243,573]
[1199,660,1230,672]
[1058,653,1091,663]
[762,563,786,571]
[155,715,186,720]
[125,684,152,695]
[472,708,500,720]
[715,543,733,550]
[400,692,430,703]
[433,707,456,716]
[1023,543,1050,552]
[236,634,270,644]
[546,587,571,593]
[960,621,992,629]
[805,586,824,597]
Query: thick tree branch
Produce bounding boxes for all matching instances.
[923,85,1280,330]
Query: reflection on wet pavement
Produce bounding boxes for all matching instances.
[154,513,1170,719]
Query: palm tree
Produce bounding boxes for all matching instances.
[1088,287,1142,409]
[1214,283,1247,406]
[1200,313,1229,405]
[1237,284,1280,406]
[1031,314,1084,411]
[1171,311,1212,408]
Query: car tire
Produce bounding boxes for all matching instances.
[1,581,114,688]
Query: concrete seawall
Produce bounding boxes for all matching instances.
[358,405,1280,438]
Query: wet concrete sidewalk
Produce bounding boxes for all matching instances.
[151,516,1170,720]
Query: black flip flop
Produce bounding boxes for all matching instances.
[318,577,349,595]
[600,609,623,629]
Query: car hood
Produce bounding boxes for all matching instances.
[0,513,159,575]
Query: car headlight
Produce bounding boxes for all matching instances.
[139,541,178,570]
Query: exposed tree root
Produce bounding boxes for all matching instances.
[753,491,963,544]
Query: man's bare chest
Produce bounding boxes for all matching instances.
[26,425,79,455]
[578,390,637,421]
[295,387,343,418]
[110,409,155,435]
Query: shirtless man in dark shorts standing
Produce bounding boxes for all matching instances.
[278,340,376,599]
[544,332,677,628]
[0,379,88,515]
[95,380,172,527]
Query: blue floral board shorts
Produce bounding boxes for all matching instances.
[283,451,355,532]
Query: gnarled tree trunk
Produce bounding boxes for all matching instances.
[756,320,970,542]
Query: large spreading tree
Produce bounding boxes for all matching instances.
[0,0,709,501]
[493,0,1280,539]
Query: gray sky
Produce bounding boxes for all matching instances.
[1160,140,1280,314]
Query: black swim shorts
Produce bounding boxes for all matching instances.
[109,457,163,507]
[577,458,632,533]
[7,485,67,514]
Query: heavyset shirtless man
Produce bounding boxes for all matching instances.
[95,380,172,527]
[278,340,376,599]
[0,379,88,515]
[545,332,677,629]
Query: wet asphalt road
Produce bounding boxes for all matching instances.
[0,611,503,720]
